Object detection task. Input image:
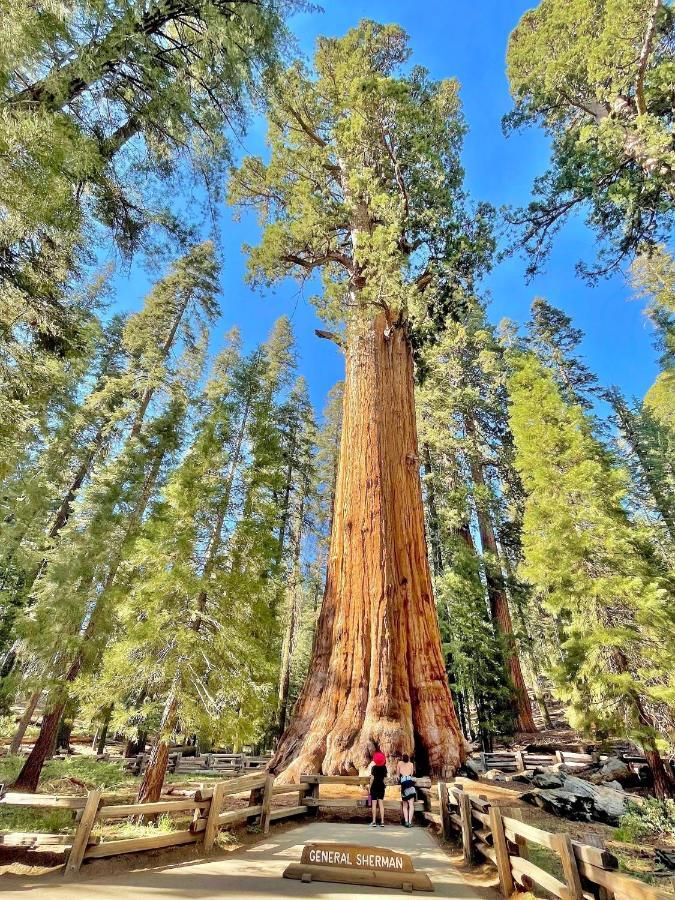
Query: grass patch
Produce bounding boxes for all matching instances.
[525,842,565,882]
[0,754,137,794]
[0,806,74,835]
[92,814,184,840]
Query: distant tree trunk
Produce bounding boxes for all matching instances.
[613,649,674,799]
[56,703,75,752]
[277,495,305,735]
[136,689,178,805]
[96,705,113,754]
[421,443,444,578]
[12,445,166,791]
[645,743,674,800]
[9,690,41,755]
[533,676,554,728]
[271,314,464,779]
[12,699,69,790]
[464,413,537,733]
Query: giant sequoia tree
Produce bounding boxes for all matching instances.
[229,21,484,778]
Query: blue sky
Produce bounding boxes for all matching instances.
[110,1,659,418]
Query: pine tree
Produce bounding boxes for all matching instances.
[10,245,219,790]
[508,350,675,797]
[130,318,302,800]
[417,301,537,735]
[505,0,674,277]
[526,298,599,408]
[276,377,318,735]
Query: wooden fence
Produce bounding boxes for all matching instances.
[0,771,307,877]
[429,782,672,900]
[3,772,672,897]
[479,750,606,773]
[123,751,272,776]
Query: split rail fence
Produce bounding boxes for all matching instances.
[122,751,272,776]
[2,772,672,897]
[429,781,672,900]
[0,770,307,877]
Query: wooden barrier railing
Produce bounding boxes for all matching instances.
[429,782,672,900]
[0,772,308,876]
[479,749,608,773]
[123,751,272,776]
[299,774,429,815]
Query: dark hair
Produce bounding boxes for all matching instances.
[402,753,410,763]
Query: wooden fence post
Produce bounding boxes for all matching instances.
[514,751,525,773]
[555,750,565,764]
[438,782,452,842]
[507,807,528,860]
[458,790,474,865]
[582,834,612,900]
[305,778,319,817]
[553,832,584,899]
[489,806,514,897]
[64,788,102,877]
[259,774,274,834]
[203,781,226,853]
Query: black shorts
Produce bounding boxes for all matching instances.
[370,783,386,801]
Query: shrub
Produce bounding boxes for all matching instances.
[615,799,675,843]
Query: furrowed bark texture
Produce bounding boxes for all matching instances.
[271,314,464,780]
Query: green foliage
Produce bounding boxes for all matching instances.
[506,0,674,277]
[632,245,675,429]
[229,20,492,331]
[417,299,528,740]
[507,349,675,747]
[616,797,675,841]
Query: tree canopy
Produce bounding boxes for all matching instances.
[506,0,674,277]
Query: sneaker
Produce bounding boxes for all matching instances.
[379,823,385,827]
[370,821,377,827]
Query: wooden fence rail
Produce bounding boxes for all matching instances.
[0,772,308,876]
[4,771,672,896]
[123,751,272,776]
[429,781,672,900]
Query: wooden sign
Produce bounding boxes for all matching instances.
[302,842,414,871]
[284,841,434,892]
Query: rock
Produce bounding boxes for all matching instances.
[483,769,508,782]
[601,757,631,779]
[531,771,565,789]
[463,758,484,779]
[522,773,627,825]
[604,780,624,792]
[512,772,533,784]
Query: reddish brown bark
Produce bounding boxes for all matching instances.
[271,314,465,780]
[645,744,674,800]
[464,413,537,733]
[12,655,82,791]
[136,691,178,804]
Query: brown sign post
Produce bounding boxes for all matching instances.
[283,842,434,892]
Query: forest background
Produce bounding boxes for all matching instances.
[1,0,673,801]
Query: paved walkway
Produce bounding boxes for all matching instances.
[1,822,497,899]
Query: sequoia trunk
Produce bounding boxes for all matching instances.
[271,315,464,779]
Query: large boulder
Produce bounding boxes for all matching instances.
[531,771,565,789]
[522,773,627,825]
